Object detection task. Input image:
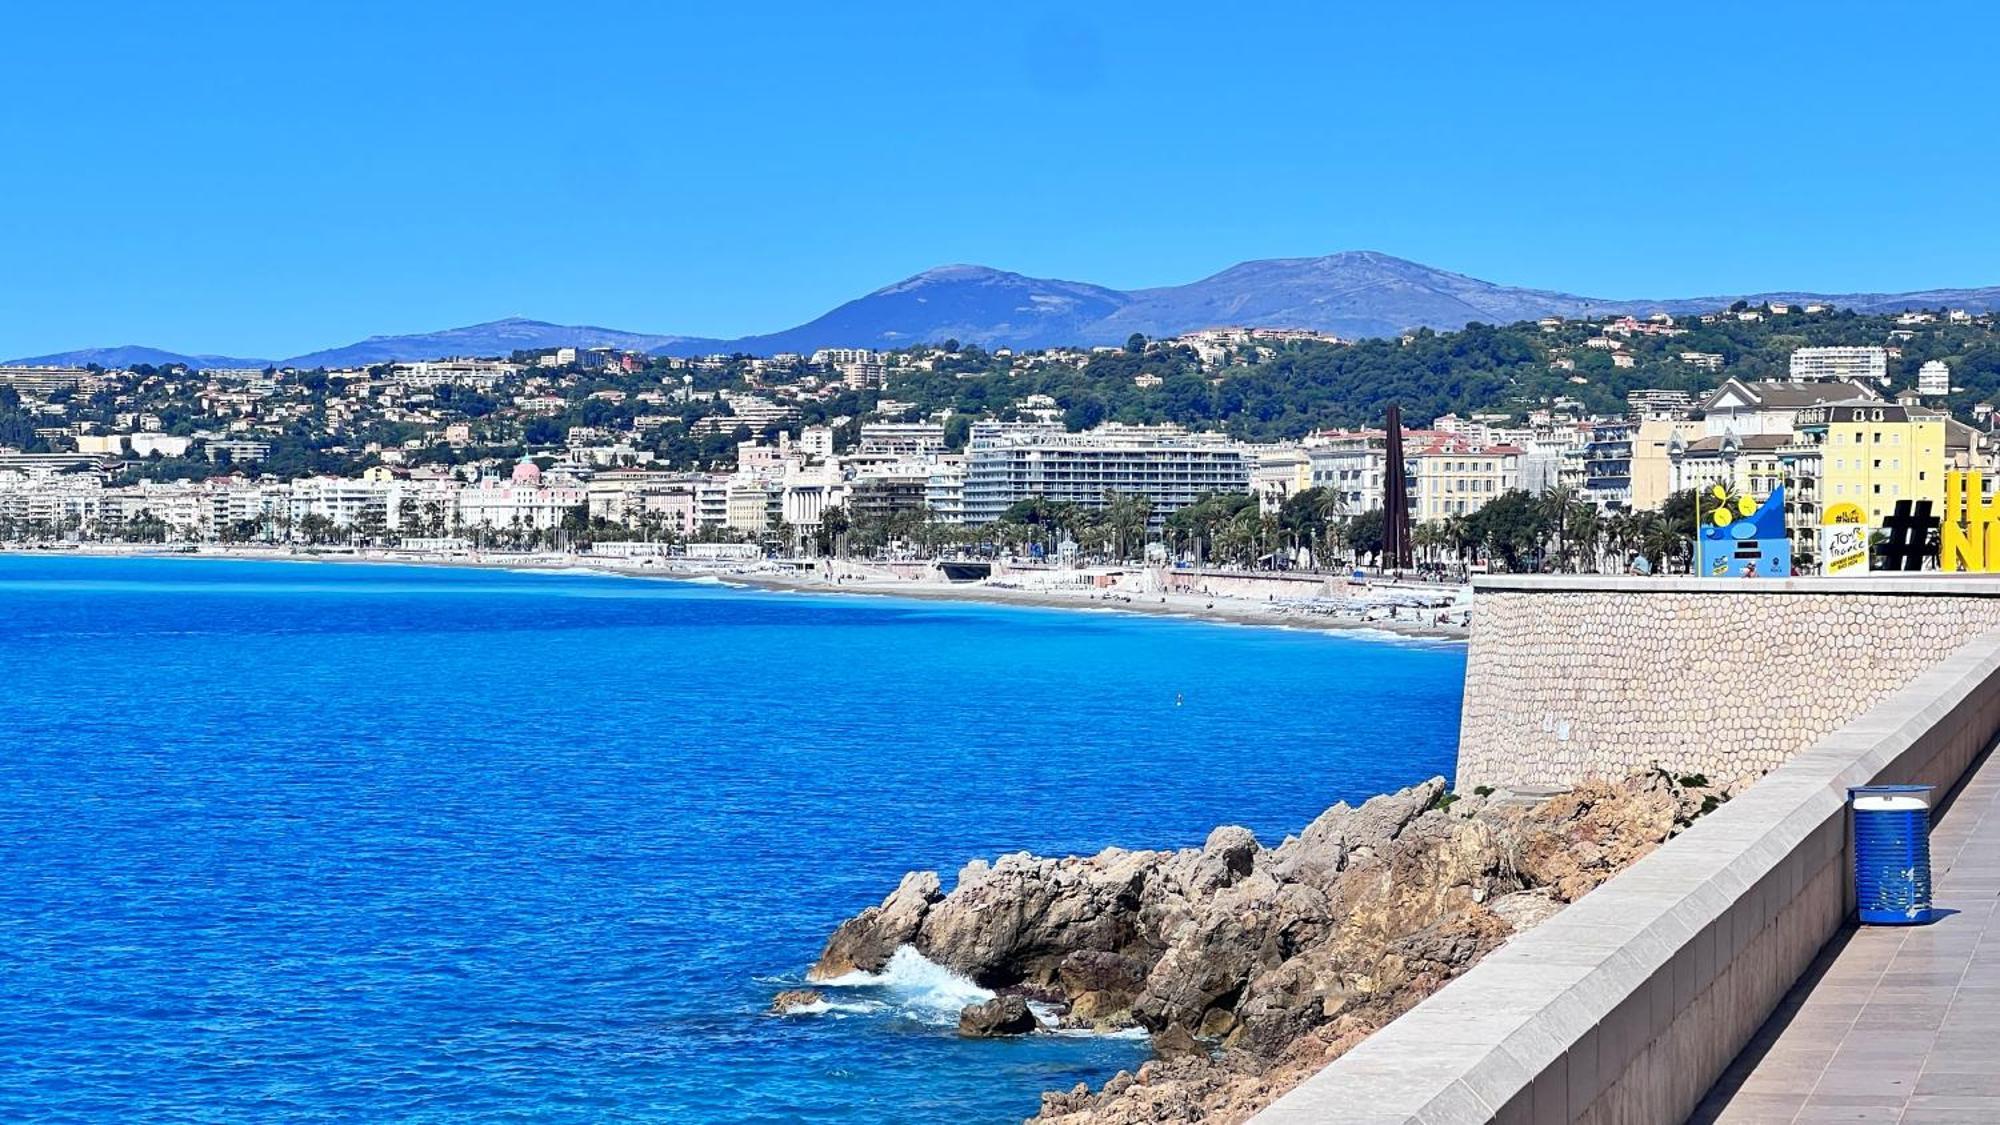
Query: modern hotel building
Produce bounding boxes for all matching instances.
[961,422,1252,524]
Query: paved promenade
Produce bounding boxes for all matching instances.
[1693,749,2000,1124]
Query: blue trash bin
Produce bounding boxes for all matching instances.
[1848,784,1934,925]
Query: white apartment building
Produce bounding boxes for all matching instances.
[387,359,521,388]
[1668,432,1790,499]
[289,476,392,528]
[212,481,290,529]
[583,469,681,524]
[961,423,1251,524]
[858,422,947,458]
[811,347,875,367]
[1788,346,1888,384]
[1307,431,1388,514]
[1698,379,1884,438]
[800,425,836,459]
[1626,388,1695,419]
[385,478,462,533]
[838,360,886,389]
[708,392,800,432]
[1919,360,1951,397]
[0,474,110,531]
[694,476,730,530]
[0,366,91,396]
[207,438,272,463]
[925,458,967,524]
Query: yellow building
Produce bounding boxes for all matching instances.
[1411,441,1522,521]
[1626,417,1683,511]
[1250,446,1314,513]
[1791,400,1946,524]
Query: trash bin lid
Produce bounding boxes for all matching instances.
[1853,794,1928,812]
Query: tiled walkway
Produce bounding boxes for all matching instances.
[1692,750,2000,1124]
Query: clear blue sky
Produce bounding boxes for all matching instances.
[5,1,1997,359]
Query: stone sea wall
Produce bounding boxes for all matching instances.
[1458,575,2000,791]
[1259,589,2000,1124]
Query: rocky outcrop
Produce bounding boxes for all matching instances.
[769,989,824,1015]
[808,870,941,980]
[810,770,1738,1123]
[957,995,1042,1037]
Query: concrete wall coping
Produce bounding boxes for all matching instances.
[1474,574,2000,596]
[1252,625,2000,1124]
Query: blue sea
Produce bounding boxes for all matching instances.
[0,555,1465,1122]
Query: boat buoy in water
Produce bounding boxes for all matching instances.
[1175,692,1184,707]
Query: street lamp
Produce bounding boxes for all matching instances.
[1668,431,1688,571]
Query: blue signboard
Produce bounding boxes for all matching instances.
[1698,485,1791,578]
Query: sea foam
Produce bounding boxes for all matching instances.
[817,946,994,1025]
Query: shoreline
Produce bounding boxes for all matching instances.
[0,543,1470,642]
[716,568,1469,641]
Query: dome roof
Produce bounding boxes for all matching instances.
[510,460,543,484]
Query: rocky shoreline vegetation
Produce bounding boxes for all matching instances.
[797,771,1737,1124]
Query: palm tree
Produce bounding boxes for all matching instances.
[1536,486,1580,568]
[1568,504,1604,573]
[1442,515,1475,570]
[1412,521,1447,565]
[1102,491,1152,562]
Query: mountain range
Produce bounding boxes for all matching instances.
[13,251,2000,369]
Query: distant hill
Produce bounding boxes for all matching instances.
[699,265,1131,357]
[3,344,272,369]
[1093,251,1646,343]
[280,317,715,369]
[15,253,2000,368]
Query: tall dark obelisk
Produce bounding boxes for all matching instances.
[1382,404,1412,571]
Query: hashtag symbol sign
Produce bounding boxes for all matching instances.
[1877,500,1938,571]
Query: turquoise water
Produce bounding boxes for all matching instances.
[0,555,1464,1122]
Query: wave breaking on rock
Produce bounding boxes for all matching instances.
[807,770,1738,1123]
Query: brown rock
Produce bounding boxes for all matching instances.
[768,988,824,1015]
[956,995,1041,1037]
[808,771,1690,1124]
[1059,950,1149,1028]
[1150,1023,1205,1059]
[808,870,941,980]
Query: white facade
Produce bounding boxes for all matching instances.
[858,422,946,458]
[289,477,392,528]
[455,481,584,530]
[1919,359,1951,397]
[961,423,1251,524]
[388,360,520,388]
[924,458,967,524]
[1307,433,1386,513]
[1788,346,1888,384]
